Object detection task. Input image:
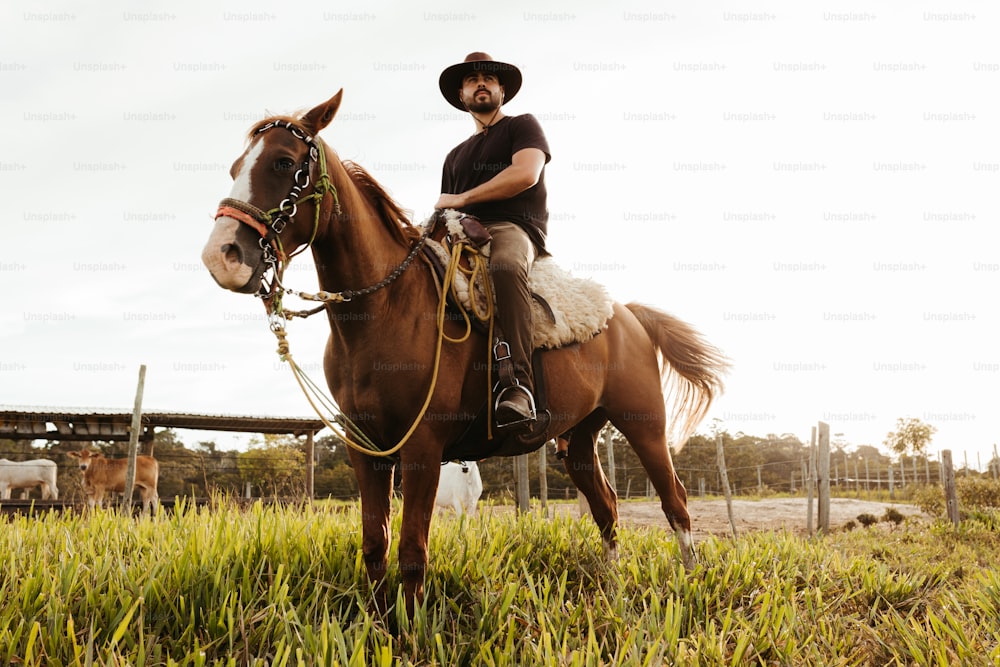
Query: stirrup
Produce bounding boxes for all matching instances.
[494,383,537,427]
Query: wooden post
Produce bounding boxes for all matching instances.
[716,435,737,537]
[577,490,591,517]
[817,421,830,533]
[888,465,895,499]
[756,465,763,494]
[539,445,548,513]
[123,364,146,513]
[515,454,530,512]
[304,431,315,501]
[854,457,860,497]
[993,444,999,480]
[941,450,960,526]
[806,426,816,536]
[604,428,616,494]
[864,458,871,493]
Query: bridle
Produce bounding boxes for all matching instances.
[214,120,431,317]
[214,120,338,308]
[212,118,453,459]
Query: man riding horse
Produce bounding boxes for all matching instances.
[434,52,550,433]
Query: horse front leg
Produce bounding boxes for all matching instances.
[397,454,440,617]
[349,451,395,613]
[560,416,619,560]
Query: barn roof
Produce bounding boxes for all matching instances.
[0,405,327,442]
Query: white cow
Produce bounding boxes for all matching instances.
[435,461,483,516]
[0,458,59,500]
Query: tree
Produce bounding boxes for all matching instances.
[237,434,306,497]
[883,417,936,483]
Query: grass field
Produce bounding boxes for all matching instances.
[1,498,998,666]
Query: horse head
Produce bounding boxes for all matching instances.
[201,90,344,294]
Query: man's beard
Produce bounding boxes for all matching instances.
[464,91,500,113]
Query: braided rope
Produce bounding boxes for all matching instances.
[272,238,494,456]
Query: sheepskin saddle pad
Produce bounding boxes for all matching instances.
[421,210,615,350]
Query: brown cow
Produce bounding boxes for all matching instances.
[67,449,159,513]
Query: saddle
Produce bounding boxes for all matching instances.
[419,210,615,460]
[421,210,615,350]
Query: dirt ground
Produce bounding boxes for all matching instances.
[540,497,927,540]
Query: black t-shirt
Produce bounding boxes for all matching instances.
[440,114,551,251]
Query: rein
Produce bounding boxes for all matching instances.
[273,233,493,457]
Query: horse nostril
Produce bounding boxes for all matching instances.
[222,243,242,266]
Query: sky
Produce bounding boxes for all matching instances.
[1,1,997,467]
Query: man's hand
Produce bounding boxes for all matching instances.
[435,193,466,210]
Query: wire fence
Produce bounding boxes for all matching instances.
[2,443,998,503]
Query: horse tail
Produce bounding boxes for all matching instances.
[625,302,729,452]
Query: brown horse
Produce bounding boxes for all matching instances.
[201,90,728,613]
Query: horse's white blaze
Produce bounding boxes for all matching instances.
[230,139,264,201]
[200,139,264,289]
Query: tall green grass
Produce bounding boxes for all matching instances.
[1,499,998,665]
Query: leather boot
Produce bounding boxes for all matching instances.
[495,384,536,428]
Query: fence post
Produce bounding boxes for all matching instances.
[888,465,895,499]
[854,457,861,497]
[716,435,737,537]
[123,364,146,514]
[304,431,315,501]
[515,454,530,512]
[807,426,816,535]
[539,445,548,513]
[817,421,830,533]
[941,449,960,526]
[604,428,616,494]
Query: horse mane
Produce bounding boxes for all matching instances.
[246,115,420,246]
[341,160,421,245]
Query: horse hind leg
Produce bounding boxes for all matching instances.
[560,412,619,560]
[611,415,697,571]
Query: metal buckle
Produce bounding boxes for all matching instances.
[493,340,511,361]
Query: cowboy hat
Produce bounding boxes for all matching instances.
[438,52,523,111]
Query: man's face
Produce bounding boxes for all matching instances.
[460,71,503,113]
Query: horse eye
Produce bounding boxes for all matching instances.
[274,157,295,172]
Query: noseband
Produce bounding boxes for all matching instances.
[214,120,339,301]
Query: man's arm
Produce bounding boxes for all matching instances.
[435,147,546,210]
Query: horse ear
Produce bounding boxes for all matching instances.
[302,89,343,134]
